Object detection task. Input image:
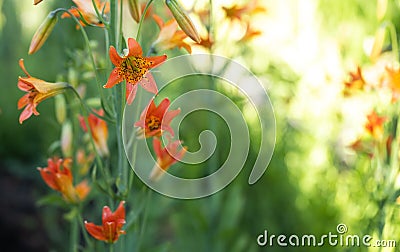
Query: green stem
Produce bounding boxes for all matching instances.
[118,0,124,49]
[114,81,128,197]
[77,211,94,249]
[91,0,109,28]
[109,0,118,47]
[384,21,399,61]
[136,0,155,43]
[56,8,112,116]
[136,188,152,252]
[69,86,114,201]
[69,211,78,252]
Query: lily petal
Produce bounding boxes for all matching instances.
[128,38,143,56]
[139,72,158,94]
[147,55,167,68]
[104,68,124,88]
[126,84,138,105]
[85,222,107,241]
[19,104,35,124]
[109,46,123,66]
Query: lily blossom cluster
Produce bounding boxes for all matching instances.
[22,0,196,247]
[134,98,186,181]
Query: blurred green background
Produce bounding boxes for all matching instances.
[1,0,400,251]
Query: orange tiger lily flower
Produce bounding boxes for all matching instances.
[343,66,366,96]
[79,109,109,157]
[152,14,192,53]
[17,59,69,124]
[61,0,109,28]
[239,22,262,42]
[222,0,266,22]
[104,38,167,104]
[85,201,126,243]
[38,158,90,203]
[365,110,386,139]
[134,98,180,138]
[150,138,186,181]
[383,65,400,102]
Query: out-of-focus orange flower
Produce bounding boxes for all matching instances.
[383,65,400,102]
[61,0,109,28]
[76,149,95,175]
[141,2,154,19]
[222,0,266,22]
[79,109,109,157]
[343,66,366,96]
[196,33,213,50]
[38,158,90,203]
[152,14,192,53]
[85,201,126,243]
[150,138,186,181]
[349,139,374,158]
[365,110,386,139]
[17,59,69,124]
[134,98,180,138]
[103,38,167,104]
[239,22,262,42]
[34,0,44,5]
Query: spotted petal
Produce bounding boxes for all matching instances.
[127,38,143,56]
[104,68,124,88]
[126,83,139,105]
[138,72,158,94]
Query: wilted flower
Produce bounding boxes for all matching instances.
[152,14,192,53]
[103,38,167,104]
[29,11,58,54]
[165,0,201,43]
[150,138,186,181]
[85,201,126,243]
[134,98,180,138]
[79,109,109,157]
[38,158,90,203]
[17,59,69,124]
[61,0,110,28]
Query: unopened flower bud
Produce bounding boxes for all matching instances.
[128,0,141,23]
[61,120,73,157]
[29,11,58,54]
[370,26,386,62]
[55,94,66,124]
[165,0,201,43]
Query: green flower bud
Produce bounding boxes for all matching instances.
[165,0,201,43]
[29,11,58,54]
